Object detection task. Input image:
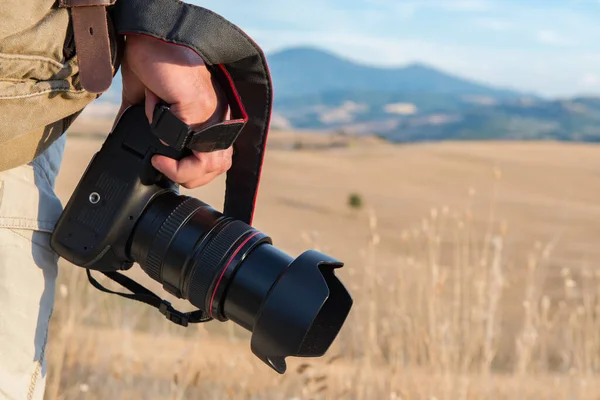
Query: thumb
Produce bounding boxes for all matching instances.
[145,88,161,124]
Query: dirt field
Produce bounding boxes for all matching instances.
[46,127,600,399]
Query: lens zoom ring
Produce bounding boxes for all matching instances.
[144,197,203,281]
[187,220,254,310]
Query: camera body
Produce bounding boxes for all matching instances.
[52,106,194,272]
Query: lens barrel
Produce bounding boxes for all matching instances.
[130,191,353,373]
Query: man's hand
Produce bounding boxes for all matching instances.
[116,34,232,189]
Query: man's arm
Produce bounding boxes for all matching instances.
[116,34,233,189]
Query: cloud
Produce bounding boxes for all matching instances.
[473,17,512,31]
[582,73,600,86]
[535,29,573,47]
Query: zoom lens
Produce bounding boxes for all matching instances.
[130,191,353,373]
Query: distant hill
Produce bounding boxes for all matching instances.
[268,47,524,100]
[380,97,600,143]
[92,46,600,143]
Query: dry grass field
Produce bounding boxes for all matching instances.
[44,119,600,399]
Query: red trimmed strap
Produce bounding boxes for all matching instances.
[109,0,273,225]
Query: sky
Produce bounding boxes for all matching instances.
[192,0,600,99]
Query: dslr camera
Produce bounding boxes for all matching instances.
[50,104,353,373]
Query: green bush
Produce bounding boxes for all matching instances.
[348,193,363,210]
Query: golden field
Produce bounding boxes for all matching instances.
[45,119,600,399]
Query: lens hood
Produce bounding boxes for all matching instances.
[248,250,353,373]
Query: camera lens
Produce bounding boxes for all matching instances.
[129,191,353,373]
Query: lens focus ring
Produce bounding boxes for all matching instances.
[187,219,255,311]
[144,196,204,282]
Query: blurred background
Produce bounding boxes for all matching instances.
[47,1,600,399]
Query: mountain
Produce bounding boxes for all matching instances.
[268,47,524,100]
[265,48,541,134]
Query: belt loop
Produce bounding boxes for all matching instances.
[59,0,117,93]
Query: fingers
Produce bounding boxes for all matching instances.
[151,147,233,189]
[178,171,222,189]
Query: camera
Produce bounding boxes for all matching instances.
[50,104,353,373]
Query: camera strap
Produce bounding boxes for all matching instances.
[109,0,273,226]
[86,269,213,326]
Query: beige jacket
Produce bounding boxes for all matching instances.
[0,0,117,172]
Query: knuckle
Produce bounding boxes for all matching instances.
[193,92,219,120]
[221,158,232,174]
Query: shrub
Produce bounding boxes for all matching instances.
[348,193,363,210]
